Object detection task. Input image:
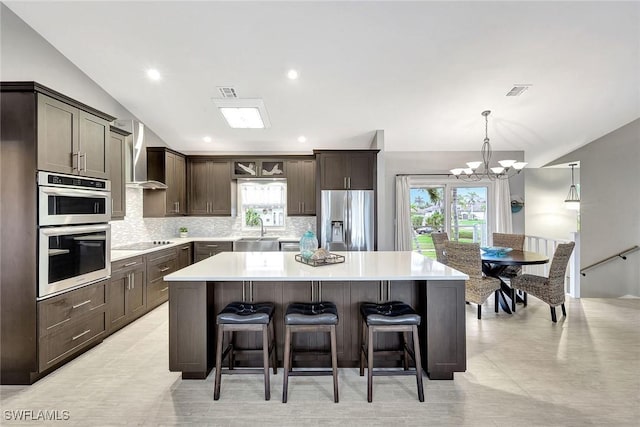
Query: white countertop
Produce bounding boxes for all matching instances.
[111,236,301,262]
[163,251,468,282]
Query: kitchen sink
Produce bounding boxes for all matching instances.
[233,237,280,252]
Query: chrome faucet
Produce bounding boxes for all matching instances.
[257,216,265,237]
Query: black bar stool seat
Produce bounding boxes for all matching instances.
[282,301,339,403]
[214,301,277,401]
[360,301,424,403]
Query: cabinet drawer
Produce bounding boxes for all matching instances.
[111,256,144,273]
[39,310,105,372]
[147,256,177,283]
[38,281,106,336]
[147,278,170,308]
[145,247,178,263]
[194,241,232,256]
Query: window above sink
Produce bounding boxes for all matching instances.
[238,180,286,231]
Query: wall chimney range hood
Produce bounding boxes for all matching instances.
[114,120,168,189]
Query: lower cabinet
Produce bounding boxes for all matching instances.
[177,243,192,269]
[37,279,107,372]
[194,241,232,262]
[146,247,178,310]
[107,256,146,334]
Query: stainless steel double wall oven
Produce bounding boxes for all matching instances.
[37,171,111,299]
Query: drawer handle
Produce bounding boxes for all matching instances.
[72,300,92,309]
[160,287,169,293]
[205,244,218,248]
[47,317,71,330]
[123,261,137,267]
[181,247,189,251]
[159,266,170,272]
[72,329,91,341]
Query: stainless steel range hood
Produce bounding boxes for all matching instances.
[114,120,168,190]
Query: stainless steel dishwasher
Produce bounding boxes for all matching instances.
[279,242,299,252]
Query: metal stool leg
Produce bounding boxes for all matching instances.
[367,324,374,403]
[213,324,224,400]
[412,325,425,402]
[282,325,291,403]
[330,324,339,403]
[402,331,410,370]
[262,324,270,401]
[359,318,366,376]
[270,320,277,375]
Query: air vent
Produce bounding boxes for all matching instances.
[217,87,238,98]
[506,84,531,97]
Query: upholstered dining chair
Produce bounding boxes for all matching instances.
[510,242,575,323]
[444,241,501,319]
[492,233,525,279]
[430,232,449,264]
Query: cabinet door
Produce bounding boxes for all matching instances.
[175,154,186,214]
[165,152,177,214]
[347,152,375,190]
[188,159,210,215]
[301,160,316,214]
[37,94,78,175]
[210,161,231,215]
[127,268,146,319]
[286,160,302,215]
[78,111,109,179]
[177,244,192,269]
[107,272,128,333]
[319,152,348,190]
[109,131,126,220]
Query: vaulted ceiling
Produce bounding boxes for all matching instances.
[5,1,639,166]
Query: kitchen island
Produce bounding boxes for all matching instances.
[164,251,469,380]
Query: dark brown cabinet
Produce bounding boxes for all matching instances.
[107,256,146,334]
[316,150,377,190]
[37,93,111,179]
[145,247,178,310]
[37,279,107,372]
[109,127,130,220]
[188,159,231,215]
[177,243,192,269]
[146,148,187,216]
[286,158,316,215]
[194,241,233,262]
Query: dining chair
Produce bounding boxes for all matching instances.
[444,241,501,319]
[510,242,575,322]
[430,232,449,264]
[492,233,525,279]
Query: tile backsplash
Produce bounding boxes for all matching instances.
[110,188,315,246]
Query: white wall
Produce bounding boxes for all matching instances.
[379,150,525,251]
[524,168,579,240]
[548,119,640,297]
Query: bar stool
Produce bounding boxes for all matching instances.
[282,301,339,403]
[214,301,277,401]
[359,301,424,402]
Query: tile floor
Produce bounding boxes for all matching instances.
[1,297,639,426]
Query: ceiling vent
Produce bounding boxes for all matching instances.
[506,84,531,96]
[217,87,238,98]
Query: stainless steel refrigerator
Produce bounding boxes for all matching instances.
[320,190,375,251]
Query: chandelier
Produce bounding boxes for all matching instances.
[450,110,527,181]
[564,163,580,210]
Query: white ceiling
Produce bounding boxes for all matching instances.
[5,1,639,167]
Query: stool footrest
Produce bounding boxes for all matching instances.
[372,368,421,376]
[218,368,268,375]
[288,370,334,377]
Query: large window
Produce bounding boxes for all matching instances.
[410,180,492,259]
[238,180,286,231]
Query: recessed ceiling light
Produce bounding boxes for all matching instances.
[203,136,212,143]
[146,69,161,81]
[212,98,271,129]
[297,136,307,143]
[287,69,299,80]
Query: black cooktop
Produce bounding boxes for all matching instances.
[113,241,173,251]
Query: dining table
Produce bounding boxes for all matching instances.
[481,250,549,314]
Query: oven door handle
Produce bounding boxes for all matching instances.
[39,223,111,236]
[39,186,109,198]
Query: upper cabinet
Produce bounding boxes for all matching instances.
[188,158,231,216]
[0,82,116,180]
[315,150,378,190]
[286,158,316,216]
[232,159,285,179]
[146,148,187,216]
[109,127,130,220]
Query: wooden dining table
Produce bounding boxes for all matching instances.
[481,250,549,314]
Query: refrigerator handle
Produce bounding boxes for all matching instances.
[345,191,350,249]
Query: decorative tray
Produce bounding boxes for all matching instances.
[480,246,513,257]
[295,253,345,267]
